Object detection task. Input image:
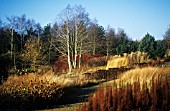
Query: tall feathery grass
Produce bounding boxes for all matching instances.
[77,67,170,111]
[116,67,170,85]
[78,76,169,111]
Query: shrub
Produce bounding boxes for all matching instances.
[0,73,63,110]
[78,76,169,111]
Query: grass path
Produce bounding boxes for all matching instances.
[36,84,99,111]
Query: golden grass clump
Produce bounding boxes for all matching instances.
[106,51,148,69]
[106,56,129,69]
[115,67,170,85]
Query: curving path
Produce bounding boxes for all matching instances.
[36,84,99,111]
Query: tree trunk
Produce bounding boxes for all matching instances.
[49,46,51,65]
[73,22,78,69]
[66,21,72,73]
[38,34,40,45]
[11,28,13,60]
[21,34,23,51]
[93,33,96,55]
[48,37,52,65]
[106,36,109,57]
[21,33,24,69]
[14,44,16,70]
[79,38,83,69]
[11,28,16,70]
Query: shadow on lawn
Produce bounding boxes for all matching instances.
[57,83,99,105]
[33,84,99,111]
[0,83,99,111]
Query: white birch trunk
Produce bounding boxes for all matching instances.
[79,38,83,69]
[11,28,13,59]
[106,36,109,57]
[73,22,78,69]
[93,33,96,55]
[66,20,72,73]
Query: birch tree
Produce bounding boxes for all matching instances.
[72,5,89,68]
[57,5,73,73]
[52,5,89,72]
[15,14,27,51]
[6,16,17,69]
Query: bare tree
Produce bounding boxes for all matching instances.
[35,23,43,45]
[88,19,98,55]
[77,22,89,68]
[57,5,73,73]
[52,5,89,73]
[105,25,116,56]
[72,5,89,68]
[88,20,105,55]
[15,14,28,51]
[6,16,17,69]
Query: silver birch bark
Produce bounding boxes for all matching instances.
[66,18,72,73]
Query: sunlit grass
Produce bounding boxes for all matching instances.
[0,70,64,110]
[105,67,170,87]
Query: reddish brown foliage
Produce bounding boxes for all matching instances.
[53,55,69,74]
[78,76,169,111]
[53,54,106,74]
[86,56,107,67]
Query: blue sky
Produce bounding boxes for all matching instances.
[0,0,170,40]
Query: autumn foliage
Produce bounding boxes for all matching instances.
[78,76,169,111]
[0,73,63,110]
[53,54,107,74]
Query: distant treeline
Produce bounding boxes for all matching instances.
[0,5,170,76]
